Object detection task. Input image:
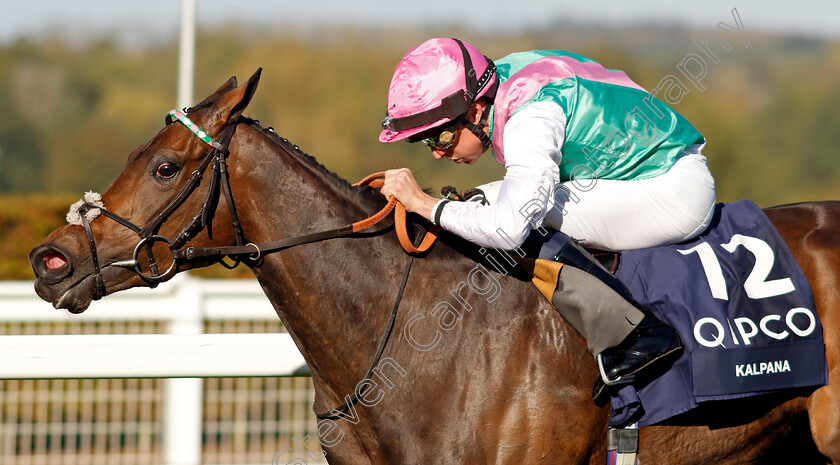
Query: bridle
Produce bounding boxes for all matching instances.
[75,110,245,300]
[73,108,440,419]
[74,109,438,299]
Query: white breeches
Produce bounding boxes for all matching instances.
[479,153,716,251]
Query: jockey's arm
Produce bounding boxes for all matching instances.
[433,102,567,250]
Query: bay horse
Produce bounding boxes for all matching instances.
[29,70,840,464]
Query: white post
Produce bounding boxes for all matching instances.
[172,5,198,458]
[163,277,204,465]
[177,0,196,110]
[171,1,199,460]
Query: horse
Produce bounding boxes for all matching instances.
[29,69,840,464]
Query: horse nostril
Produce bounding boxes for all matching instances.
[43,252,68,271]
[30,245,72,282]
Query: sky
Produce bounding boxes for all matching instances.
[1,0,838,45]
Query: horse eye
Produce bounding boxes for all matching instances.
[155,162,179,179]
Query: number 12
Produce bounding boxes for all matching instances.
[677,234,795,301]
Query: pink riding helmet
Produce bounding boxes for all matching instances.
[379,38,497,143]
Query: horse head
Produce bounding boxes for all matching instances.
[30,69,263,313]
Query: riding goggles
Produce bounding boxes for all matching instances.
[407,119,463,150]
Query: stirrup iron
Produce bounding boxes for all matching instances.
[597,353,622,386]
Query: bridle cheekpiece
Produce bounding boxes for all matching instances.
[68,109,245,300]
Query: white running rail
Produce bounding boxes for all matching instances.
[0,275,308,465]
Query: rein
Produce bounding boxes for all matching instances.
[170,172,440,260]
[72,111,440,299]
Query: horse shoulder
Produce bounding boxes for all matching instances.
[375,250,603,463]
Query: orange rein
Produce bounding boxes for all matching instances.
[352,172,441,254]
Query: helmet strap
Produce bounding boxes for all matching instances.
[452,38,493,152]
[453,38,479,101]
[452,38,497,102]
[463,102,493,152]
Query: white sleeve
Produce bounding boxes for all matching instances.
[437,101,566,250]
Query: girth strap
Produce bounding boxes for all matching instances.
[607,423,639,465]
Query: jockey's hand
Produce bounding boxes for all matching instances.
[381,168,438,221]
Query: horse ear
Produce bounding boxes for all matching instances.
[229,68,261,121]
[190,76,238,111]
[216,68,261,123]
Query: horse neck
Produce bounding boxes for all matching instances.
[229,123,403,397]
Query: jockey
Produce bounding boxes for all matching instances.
[378,38,716,401]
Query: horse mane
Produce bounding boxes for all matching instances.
[239,116,359,193]
[182,103,357,194]
[237,116,530,275]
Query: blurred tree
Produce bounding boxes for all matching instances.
[0,103,46,192]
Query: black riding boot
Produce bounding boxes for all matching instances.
[553,239,684,402]
[591,314,684,402]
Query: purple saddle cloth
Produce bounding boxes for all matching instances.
[610,200,826,426]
